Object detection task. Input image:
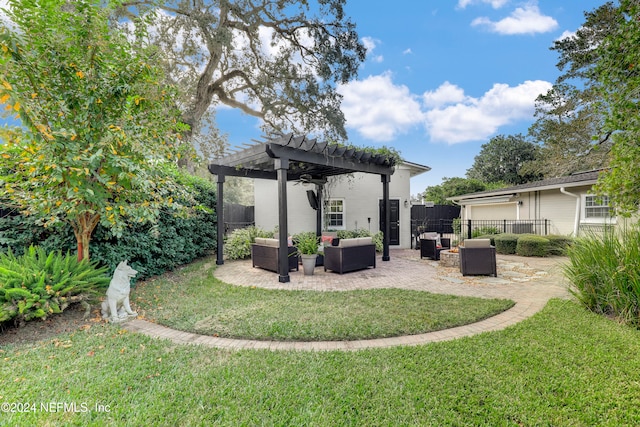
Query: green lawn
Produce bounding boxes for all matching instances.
[132,258,514,341]
[2,300,640,426]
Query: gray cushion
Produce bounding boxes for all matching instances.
[356,237,373,245]
[338,238,359,248]
[420,232,438,240]
[463,239,491,248]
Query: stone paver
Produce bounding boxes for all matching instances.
[124,249,570,351]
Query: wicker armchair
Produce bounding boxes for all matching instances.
[459,239,497,277]
[251,238,299,273]
[419,232,451,260]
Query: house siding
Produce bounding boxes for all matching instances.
[468,204,517,221]
[538,189,581,235]
[254,165,414,248]
[458,185,603,236]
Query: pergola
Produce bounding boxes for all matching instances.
[208,134,397,283]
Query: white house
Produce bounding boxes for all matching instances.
[448,170,614,236]
[254,161,430,248]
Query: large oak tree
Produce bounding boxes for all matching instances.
[466,134,541,185]
[526,2,618,178]
[116,0,366,158]
[422,177,501,206]
[594,0,640,215]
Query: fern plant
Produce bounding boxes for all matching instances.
[0,246,109,324]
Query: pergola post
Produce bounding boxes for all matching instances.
[381,174,391,261]
[275,158,291,283]
[215,173,225,266]
[316,184,323,237]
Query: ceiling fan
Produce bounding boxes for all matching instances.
[297,174,327,186]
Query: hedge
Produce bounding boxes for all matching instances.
[494,234,518,254]
[545,235,573,256]
[516,235,550,257]
[0,168,217,281]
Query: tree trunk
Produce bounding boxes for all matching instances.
[72,212,101,262]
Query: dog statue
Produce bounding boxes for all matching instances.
[101,260,138,323]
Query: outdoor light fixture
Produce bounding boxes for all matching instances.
[404,200,409,208]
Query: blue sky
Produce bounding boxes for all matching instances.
[1,0,606,196]
[217,0,606,196]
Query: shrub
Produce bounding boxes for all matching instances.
[472,226,500,238]
[565,224,640,327]
[371,231,383,252]
[545,235,573,256]
[494,234,518,254]
[0,210,49,254]
[0,168,218,280]
[0,246,109,324]
[516,235,549,257]
[452,217,461,235]
[224,226,273,260]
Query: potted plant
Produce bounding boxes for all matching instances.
[295,232,320,276]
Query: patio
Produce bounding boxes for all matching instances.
[214,249,569,301]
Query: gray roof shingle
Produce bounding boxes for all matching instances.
[449,170,602,201]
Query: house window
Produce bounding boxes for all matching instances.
[584,195,613,219]
[325,199,345,229]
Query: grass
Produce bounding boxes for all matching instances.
[1,300,640,426]
[131,257,514,341]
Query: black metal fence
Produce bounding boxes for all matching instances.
[460,219,550,239]
[415,218,552,246]
[578,223,614,235]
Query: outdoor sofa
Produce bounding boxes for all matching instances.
[251,238,299,273]
[459,238,497,277]
[323,237,376,274]
[419,232,451,260]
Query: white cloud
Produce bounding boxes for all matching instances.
[362,36,384,63]
[424,80,552,144]
[362,36,378,52]
[338,73,424,141]
[402,48,413,55]
[422,81,468,108]
[556,29,576,42]
[458,0,509,9]
[339,74,550,144]
[471,4,558,35]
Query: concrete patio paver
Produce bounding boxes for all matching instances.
[124,249,570,351]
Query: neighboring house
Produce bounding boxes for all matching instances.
[448,170,614,236]
[254,161,430,249]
